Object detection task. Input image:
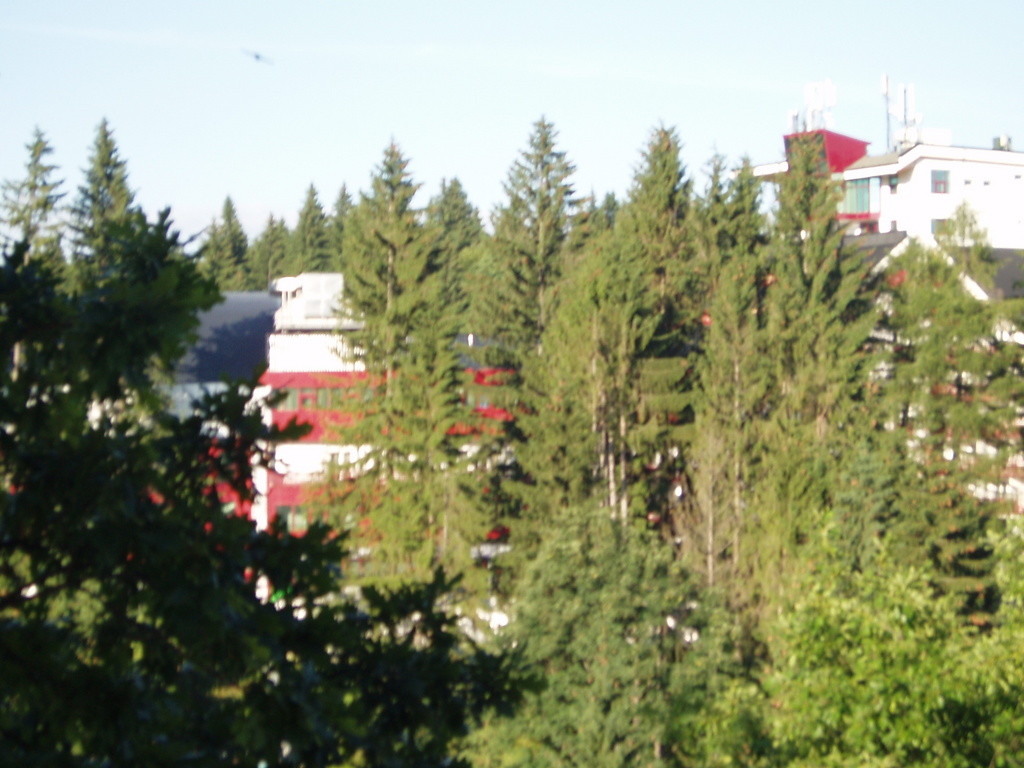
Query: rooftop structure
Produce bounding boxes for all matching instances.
[755,128,1024,250]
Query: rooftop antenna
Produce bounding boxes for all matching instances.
[789,79,836,133]
[882,74,891,151]
[885,77,921,151]
[803,79,836,131]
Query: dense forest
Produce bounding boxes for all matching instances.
[2,117,1024,767]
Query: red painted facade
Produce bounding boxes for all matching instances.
[259,366,515,534]
[784,129,870,174]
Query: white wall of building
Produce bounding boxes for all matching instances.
[273,442,372,483]
[845,145,1024,248]
[267,332,364,373]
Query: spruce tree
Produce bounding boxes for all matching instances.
[613,127,695,541]
[244,214,290,288]
[859,238,1020,622]
[0,226,523,766]
[200,197,248,291]
[687,158,770,591]
[615,126,694,347]
[69,119,136,286]
[543,229,660,523]
[466,120,583,569]
[488,118,580,364]
[288,184,332,274]
[468,507,699,767]
[1,128,66,276]
[746,134,878,602]
[328,184,353,272]
[337,144,479,584]
[428,177,483,317]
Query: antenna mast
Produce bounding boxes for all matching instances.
[882,74,891,151]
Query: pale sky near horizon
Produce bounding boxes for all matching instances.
[3,1,1023,243]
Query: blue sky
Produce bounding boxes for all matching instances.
[3,1,1023,242]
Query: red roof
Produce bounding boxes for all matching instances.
[784,130,870,173]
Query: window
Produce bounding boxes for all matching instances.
[842,179,871,214]
[281,389,298,410]
[931,170,950,194]
[932,219,951,236]
[280,505,308,534]
[839,178,881,217]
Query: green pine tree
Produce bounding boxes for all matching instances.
[687,158,770,593]
[200,197,248,291]
[862,237,1021,622]
[616,126,694,350]
[428,177,484,324]
[467,507,700,767]
[488,117,580,365]
[613,127,695,544]
[328,183,354,272]
[68,119,136,286]
[288,184,332,274]
[244,214,290,288]
[1,127,66,277]
[745,133,879,603]
[335,144,480,586]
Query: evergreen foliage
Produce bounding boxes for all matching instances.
[328,183,353,272]
[468,508,699,767]
[336,144,482,584]
[69,119,136,286]
[429,177,484,324]
[288,184,333,274]
[686,158,770,592]
[742,134,878,604]
[489,118,580,364]
[0,208,522,767]
[1,127,66,276]
[200,197,248,291]
[612,128,696,539]
[616,126,694,350]
[858,238,1022,621]
[245,214,290,289]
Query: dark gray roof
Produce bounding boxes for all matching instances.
[843,230,908,269]
[991,249,1024,299]
[175,291,279,384]
[841,232,1024,300]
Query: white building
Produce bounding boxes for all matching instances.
[260,273,370,534]
[755,129,1024,249]
[268,272,363,373]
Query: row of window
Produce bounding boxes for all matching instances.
[278,504,308,534]
[279,387,372,410]
[277,387,499,411]
[846,169,1017,203]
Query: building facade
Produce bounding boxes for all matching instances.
[756,129,1024,249]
